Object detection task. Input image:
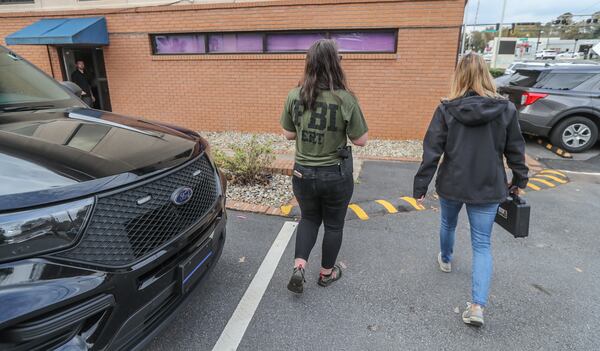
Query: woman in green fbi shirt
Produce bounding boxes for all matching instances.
[280,39,369,294]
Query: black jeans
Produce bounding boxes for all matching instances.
[292,162,354,269]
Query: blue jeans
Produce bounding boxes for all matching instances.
[439,198,500,307]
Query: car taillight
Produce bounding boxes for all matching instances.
[521,92,548,106]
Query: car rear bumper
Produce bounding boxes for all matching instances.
[517,109,553,137]
[0,207,227,351]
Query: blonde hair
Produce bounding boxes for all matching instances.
[448,52,502,100]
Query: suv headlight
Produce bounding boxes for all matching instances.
[0,198,93,262]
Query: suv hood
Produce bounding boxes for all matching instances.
[443,95,509,126]
[0,108,204,210]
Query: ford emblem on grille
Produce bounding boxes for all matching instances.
[171,187,194,206]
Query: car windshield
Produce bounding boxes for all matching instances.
[0,47,77,110]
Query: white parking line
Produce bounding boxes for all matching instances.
[212,221,298,351]
[560,170,600,176]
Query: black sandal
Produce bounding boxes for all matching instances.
[317,264,342,287]
[287,266,306,294]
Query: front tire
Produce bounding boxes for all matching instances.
[550,116,598,153]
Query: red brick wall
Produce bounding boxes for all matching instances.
[0,0,464,139]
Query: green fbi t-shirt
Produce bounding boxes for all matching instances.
[280,88,369,167]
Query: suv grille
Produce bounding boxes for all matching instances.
[58,155,218,266]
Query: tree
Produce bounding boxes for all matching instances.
[468,29,494,52]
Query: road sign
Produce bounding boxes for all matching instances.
[482,29,498,33]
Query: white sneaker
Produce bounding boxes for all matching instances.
[462,302,484,327]
[437,252,451,273]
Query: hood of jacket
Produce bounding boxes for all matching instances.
[443,95,509,126]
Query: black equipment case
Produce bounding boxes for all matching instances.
[495,195,531,238]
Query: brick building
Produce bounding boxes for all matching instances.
[0,0,465,139]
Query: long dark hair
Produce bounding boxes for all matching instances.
[299,39,350,111]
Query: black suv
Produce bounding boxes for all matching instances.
[499,66,600,152]
[0,46,226,350]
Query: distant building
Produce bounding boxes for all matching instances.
[486,37,600,67]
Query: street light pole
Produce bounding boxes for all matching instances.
[461,0,470,55]
[492,0,507,68]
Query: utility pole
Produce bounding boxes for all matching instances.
[492,0,507,68]
[461,0,470,55]
[474,0,480,26]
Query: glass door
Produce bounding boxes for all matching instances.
[60,47,112,111]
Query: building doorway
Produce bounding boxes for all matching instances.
[60,47,112,111]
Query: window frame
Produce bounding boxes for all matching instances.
[149,28,398,56]
[207,32,266,54]
[0,0,34,4]
[150,32,208,56]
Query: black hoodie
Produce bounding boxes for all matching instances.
[413,93,529,204]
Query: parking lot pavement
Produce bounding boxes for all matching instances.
[146,162,600,351]
[526,138,600,174]
[352,160,418,203]
[145,213,287,351]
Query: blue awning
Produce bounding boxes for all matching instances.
[6,17,108,46]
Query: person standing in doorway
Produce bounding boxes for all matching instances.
[413,53,529,327]
[281,39,368,294]
[71,60,95,107]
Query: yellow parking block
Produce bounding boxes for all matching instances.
[527,183,541,191]
[280,205,293,216]
[375,200,398,214]
[540,169,566,178]
[348,204,369,220]
[529,177,556,188]
[400,196,426,211]
[536,174,567,184]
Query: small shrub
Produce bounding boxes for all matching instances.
[213,136,275,186]
[489,68,506,78]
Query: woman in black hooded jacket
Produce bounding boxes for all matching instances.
[413,53,529,327]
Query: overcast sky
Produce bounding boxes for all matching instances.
[464,0,600,25]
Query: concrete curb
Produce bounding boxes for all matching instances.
[226,200,284,217]
[536,138,573,159]
[236,148,563,219]
[228,168,570,219]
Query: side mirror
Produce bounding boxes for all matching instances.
[61,81,82,97]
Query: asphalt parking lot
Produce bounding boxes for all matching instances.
[525,138,600,174]
[146,156,600,351]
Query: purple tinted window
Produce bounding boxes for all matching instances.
[266,33,326,52]
[331,32,396,53]
[154,34,205,54]
[208,33,263,53]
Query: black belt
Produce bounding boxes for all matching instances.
[294,163,340,172]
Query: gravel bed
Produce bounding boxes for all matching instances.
[226,174,293,208]
[200,131,423,159]
[201,131,294,153]
[353,139,423,159]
